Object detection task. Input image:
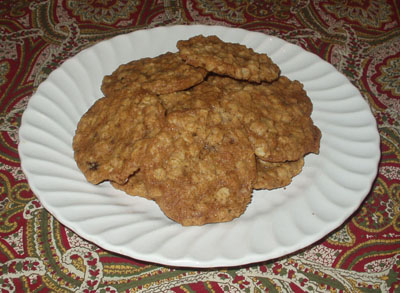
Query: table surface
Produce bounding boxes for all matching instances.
[1,1,399,292]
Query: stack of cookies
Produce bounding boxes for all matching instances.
[73,35,321,226]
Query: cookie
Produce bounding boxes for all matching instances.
[72,36,323,226]
[111,170,150,199]
[73,94,165,185]
[101,52,207,97]
[208,75,321,162]
[254,157,304,190]
[158,77,222,113]
[177,35,280,83]
[141,109,256,226]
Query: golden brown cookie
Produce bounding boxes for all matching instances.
[73,94,165,185]
[72,35,324,226]
[177,35,280,83]
[111,170,150,199]
[207,75,321,162]
[158,77,222,113]
[254,157,304,190]
[101,52,207,97]
[141,109,256,226]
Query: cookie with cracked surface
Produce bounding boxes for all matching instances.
[142,109,256,226]
[177,35,280,83]
[207,75,321,162]
[101,52,207,97]
[254,157,304,190]
[73,94,165,185]
[111,170,150,199]
[158,77,222,113]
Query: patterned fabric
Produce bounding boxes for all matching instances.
[1,0,399,291]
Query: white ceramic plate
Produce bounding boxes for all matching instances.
[19,25,380,268]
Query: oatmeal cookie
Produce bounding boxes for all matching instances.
[177,35,280,83]
[101,52,207,97]
[111,170,150,199]
[141,109,256,226]
[208,76,321,162]
[73,94,165,185]
[158,77,222,113]
[254,157,304,190]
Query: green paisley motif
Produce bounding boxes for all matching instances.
[0,174,33,233]
[352,177,394,232]
[66,0,141,24]
[0,61,10,87]
[376,56,400,97]
[322,0,393,28]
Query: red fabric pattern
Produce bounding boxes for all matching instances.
[1,0,399,291]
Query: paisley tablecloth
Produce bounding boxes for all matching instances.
[1,1,399,292]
